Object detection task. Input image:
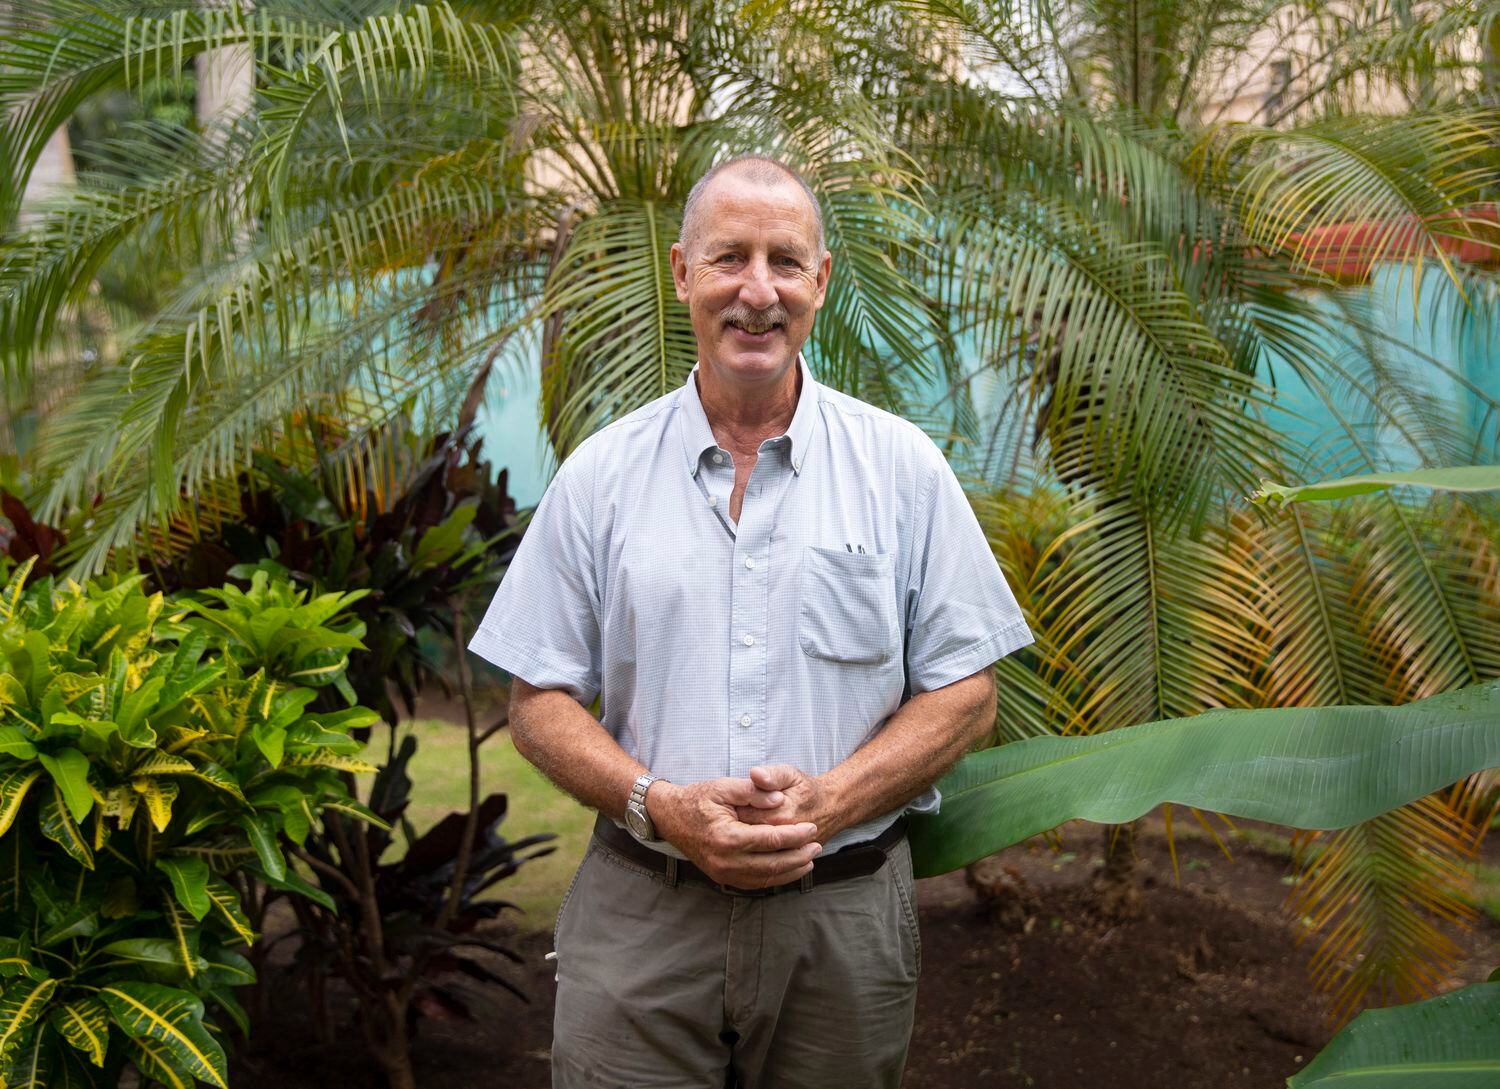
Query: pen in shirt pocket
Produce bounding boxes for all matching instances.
[845,543,866,553]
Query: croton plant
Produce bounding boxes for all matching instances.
[0,558,382,1088]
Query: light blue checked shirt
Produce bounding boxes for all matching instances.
[468,356,1033,852]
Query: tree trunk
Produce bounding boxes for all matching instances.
[365,991,418,1089]
[1091,820,1143,919]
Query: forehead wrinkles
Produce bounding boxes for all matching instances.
[688,178,819,254]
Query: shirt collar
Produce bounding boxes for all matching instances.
[678,354,819,477]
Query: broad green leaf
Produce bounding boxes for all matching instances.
[37,903,97,948]
[0,978,58,1055]
[1252,465,1500,506]
[39,788,93,869]
[237,812,285,882]
[37,749,92,823]
[910,678,1500,877]
[114,676,165,740]
[0,729,36,760]
[1290,982,1500,1087]
[200,948,255,987]
[205,985,249,1038]
[155,857,211,921]
[305,707,382,733]
[50,998,108,1067]
[100,983,227,1088]
[318,796,392,830]
[0,770,42,838]
[247,860,335,912]
[252,721,285,768]
[99,939,187,970]
[132,777,178,832]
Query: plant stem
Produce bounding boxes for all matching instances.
[436,602,482,931]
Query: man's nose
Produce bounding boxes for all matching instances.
[737,255,777,309]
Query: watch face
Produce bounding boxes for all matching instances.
[625,805,651,840]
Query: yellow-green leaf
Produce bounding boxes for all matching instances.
[0,978,58,1055]
[0,771,41,839]
[39,788,92,869]
[128,1038,192,1089]
[282,753,377,774]
[51,998,108,1067]
[132,777,178,833]
[100,983,226,1088]
[130,753,194,777]
[204,879,256,945]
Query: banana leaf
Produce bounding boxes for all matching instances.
[1288,981,1500,1087]
[1251,465,1500,505]
[909,679,1500,877]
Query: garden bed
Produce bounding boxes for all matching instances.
[232,816,1500,1088]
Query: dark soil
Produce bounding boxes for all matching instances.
[230,819,1499,1089]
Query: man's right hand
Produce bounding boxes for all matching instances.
[648,778,821,889]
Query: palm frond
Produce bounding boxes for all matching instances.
[1289,795,1482,1026]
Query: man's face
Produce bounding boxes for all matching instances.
[670,172,831,386]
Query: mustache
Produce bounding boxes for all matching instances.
[720,302,789,333]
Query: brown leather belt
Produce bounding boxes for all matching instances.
[591,813,908,897]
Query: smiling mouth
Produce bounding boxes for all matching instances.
[727,320,784,335]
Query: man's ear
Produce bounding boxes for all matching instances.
[670,242,690,303]
[812,249,832,310]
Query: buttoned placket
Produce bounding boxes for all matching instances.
[695,439,797,776]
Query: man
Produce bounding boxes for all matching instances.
[468,156,1032,1087]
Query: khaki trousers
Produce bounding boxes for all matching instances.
[550,835,921,1088]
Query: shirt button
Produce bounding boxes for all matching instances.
[712,453,725,465]
[707,494,717,508]
[742,634,754,647]
[739,713,752,728]
[743,556,755,569]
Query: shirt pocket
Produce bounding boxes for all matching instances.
[797,545,900,665]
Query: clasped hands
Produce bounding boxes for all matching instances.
[648,765,833,890]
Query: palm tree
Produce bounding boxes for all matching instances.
[2,0,1496,1038]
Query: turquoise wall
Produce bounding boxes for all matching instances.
[476,268,1500,503]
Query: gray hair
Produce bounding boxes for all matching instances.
[679,156,825,255]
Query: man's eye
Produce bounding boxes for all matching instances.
[715,254,740,264]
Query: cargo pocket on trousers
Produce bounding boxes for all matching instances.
[798,546,899,665]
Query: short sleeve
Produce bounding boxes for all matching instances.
[467,450,601,704]
[904,443,1033,694]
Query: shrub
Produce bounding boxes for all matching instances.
[0,558,382,1088]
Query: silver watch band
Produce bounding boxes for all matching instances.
[626,773,660,841]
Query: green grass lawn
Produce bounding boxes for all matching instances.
[363,719,594,932]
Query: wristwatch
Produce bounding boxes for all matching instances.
[624,773,662,842]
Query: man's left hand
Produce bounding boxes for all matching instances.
[735,764,834,841]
